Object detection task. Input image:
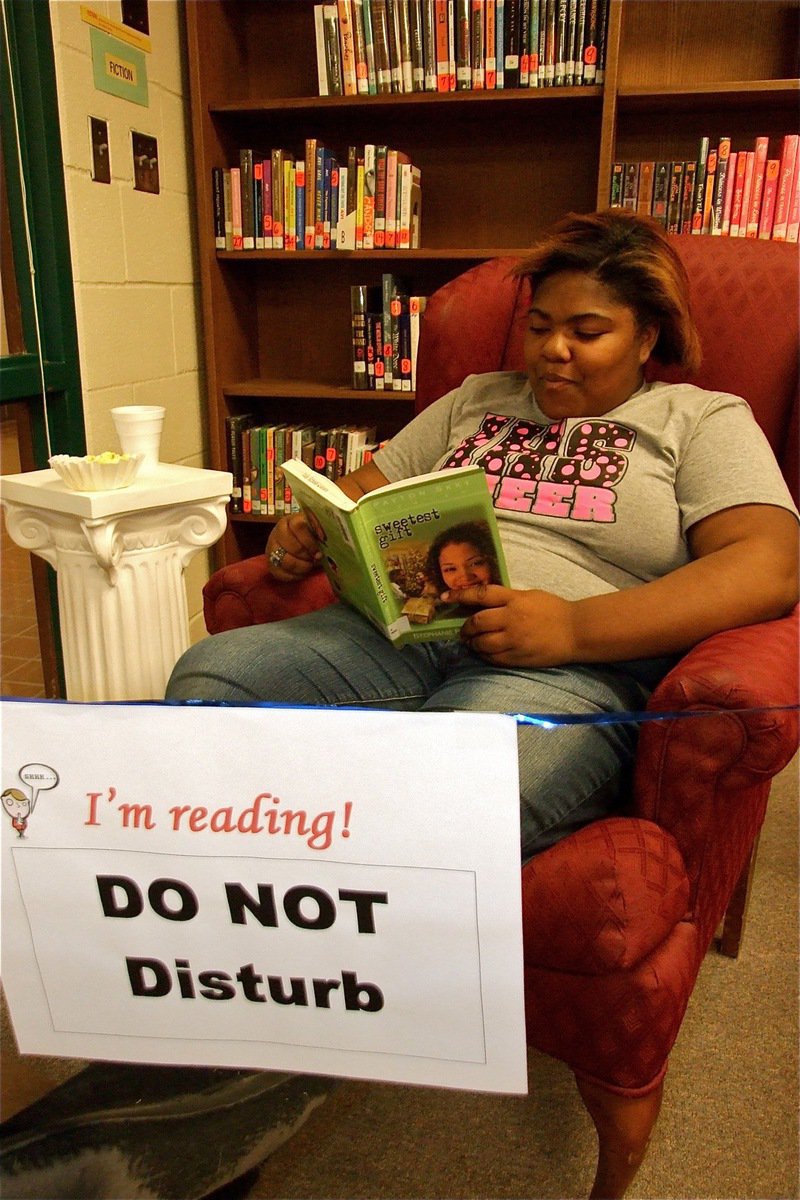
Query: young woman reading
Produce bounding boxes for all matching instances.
[168,210,798,859]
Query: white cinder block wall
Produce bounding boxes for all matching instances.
[49,0,211,644]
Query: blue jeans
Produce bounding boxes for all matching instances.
[166,605,674,861]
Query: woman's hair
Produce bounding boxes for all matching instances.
[425,521,501,591]
[515,209,702,372]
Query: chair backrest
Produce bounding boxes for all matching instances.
[415,238,799,502]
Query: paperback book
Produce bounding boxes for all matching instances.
[279,460,509,646]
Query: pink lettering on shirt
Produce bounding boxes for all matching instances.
[529,482,575,517]
[570,486,616,522]
[447,415,637,525]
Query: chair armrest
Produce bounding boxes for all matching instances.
[203,556,336,634]
[632,608,799,933]
[637,607,799,792]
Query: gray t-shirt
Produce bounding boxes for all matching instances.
[373,372,797,601]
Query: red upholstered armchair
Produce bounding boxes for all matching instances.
[203,237,799,1197]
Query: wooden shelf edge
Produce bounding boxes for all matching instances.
[209,87,604,115]
[223,380,417,403]
[230,512,277,525]
[617,79,800,109]
[216,249,529,262]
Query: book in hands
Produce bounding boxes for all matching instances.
[278,459,510,647]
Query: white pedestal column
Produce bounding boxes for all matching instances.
[1,466,233,702]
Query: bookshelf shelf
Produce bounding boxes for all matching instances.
[187,0,798,567]
[209,87,604,116]
[217,249,532,263]
[224,379,416,405]
[617,80,800,113]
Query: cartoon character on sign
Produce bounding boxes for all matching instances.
[1,789,31,837]
[1,763,59,838]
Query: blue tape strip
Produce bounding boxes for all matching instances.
[3,694,798,728]
[512,704,800,729]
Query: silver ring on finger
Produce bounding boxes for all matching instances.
[269,546,287,568]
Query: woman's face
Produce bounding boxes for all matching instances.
[438,541,493,590]
[524,271,658,419]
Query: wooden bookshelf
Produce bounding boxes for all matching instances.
[185,0,799,566]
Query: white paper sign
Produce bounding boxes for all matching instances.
[1,700,527,1094]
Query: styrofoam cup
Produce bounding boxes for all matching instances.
[111,406,165,472]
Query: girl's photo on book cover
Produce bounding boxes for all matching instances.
[384,518,502,625]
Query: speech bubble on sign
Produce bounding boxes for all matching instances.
[19,764,59,812]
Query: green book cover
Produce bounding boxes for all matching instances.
[279,461,510,647]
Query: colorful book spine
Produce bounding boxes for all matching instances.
[362,0,378,92]
[435,0,450,90]
[727,151,748,238]
[230,166,243,250]
[294,160,305,251]
[338,0,359,94]
[564,0,578,85]
[690,137,710,234]
[582,0,599,84]
[573,0,586,84]
[212,167,226,250]
[388,0,404,92]
[351,284,370,390]
[423,0,437,89]
[666,161,684,233]
[609,161,624,208]
[314,5,329,94]
[363,143,376,249]
[374,144,388,248]
[736,150,755,238]
[745,136,769,238]
[757,158,780,240]
[637,161,655,215]
[700,145,717,234]
[495,0,505,88]
[471,0,485,90]
[397,0,414,91]
[254,160,264,249]
[409,294,427,391]
[384,148,399,247]
[323,4,344,94]
[372,0,394,93]
[409,0,425,90]
[679,161,696,233]
[709,137,730,236]
[621,162,639,211]
[720,151,737,236]
[651,161,670,227]
[485,0,497,88]
[786,154,800,242]
[239,149,255,251]
[771,134,799,242]
[504,0,520,88]
[352,0,371,93]
[222,169,233,250]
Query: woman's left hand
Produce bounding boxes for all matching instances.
[444,585,578,668]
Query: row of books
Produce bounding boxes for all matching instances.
[212,141,421,253]
[351,276,428,390]
[610,134,800,242]
[314,0,609,96]
[226,417,384,516]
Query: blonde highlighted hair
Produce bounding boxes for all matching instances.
[515,210,702,373]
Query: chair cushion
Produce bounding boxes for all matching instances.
[203,561,336,635]
[521,817,690,974]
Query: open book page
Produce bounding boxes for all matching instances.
[279,460,508,646]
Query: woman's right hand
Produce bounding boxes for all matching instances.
[265,513,321,581]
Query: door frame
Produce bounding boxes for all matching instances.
[1,0,86,695]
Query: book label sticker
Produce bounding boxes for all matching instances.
[2,700,526,1094]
